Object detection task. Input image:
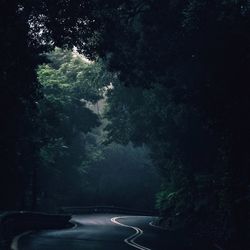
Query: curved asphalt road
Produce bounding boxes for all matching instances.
[14,214,190,250]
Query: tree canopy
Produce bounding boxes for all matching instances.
[1,1,249,249]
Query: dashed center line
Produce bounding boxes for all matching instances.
[111,216,151,250]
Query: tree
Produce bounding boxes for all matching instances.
[0,0,46,209]
[36,48,110,210]
[0,0,96,209]
[1,1,249,248]
[82,1,250,248]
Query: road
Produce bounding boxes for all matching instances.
[13,214,192,250]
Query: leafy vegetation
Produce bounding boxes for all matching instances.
[83,1,250,249]
[1,1,249,249]
[36,48,101,210]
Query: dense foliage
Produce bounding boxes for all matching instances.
[1,1,249,249]
[85,1,250,249]
[36,48,101,210]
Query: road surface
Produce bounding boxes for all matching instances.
[13,214,191,250]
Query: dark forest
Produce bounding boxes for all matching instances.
[0,1,250,250]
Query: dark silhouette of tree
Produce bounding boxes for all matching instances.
[1,1,249,249]
[81,1,250,249]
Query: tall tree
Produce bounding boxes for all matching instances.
[0,0,98,210]
[80,1,250,249]
[36,48,109,210]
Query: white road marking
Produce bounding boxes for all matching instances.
[149,221,165,230]
[11,231,33,250]
[11,221,77,250]
[149,221,154,227]
[111,216,151,250]
[70,221,78,230]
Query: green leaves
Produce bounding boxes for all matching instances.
[36,48,110,208]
